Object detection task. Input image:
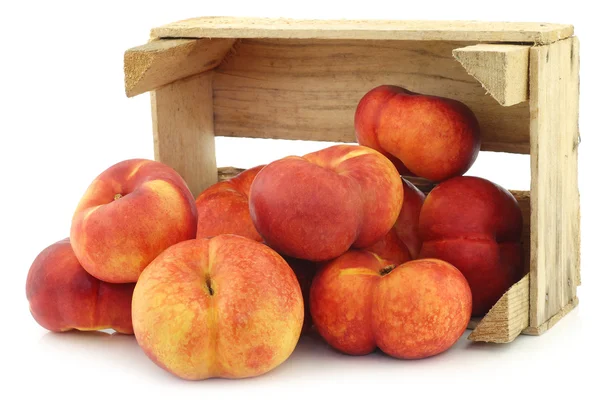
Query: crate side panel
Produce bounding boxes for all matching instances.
[529,37,580,328]
[152,17,573,44]
[152,72,218,197]
[213,39,530,154]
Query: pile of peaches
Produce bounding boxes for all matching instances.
[26,85,524,380]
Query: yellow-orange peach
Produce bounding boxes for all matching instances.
[355,85,481,181]
[365,178,425,263]
[310,251,471,359]
[26,238,135,333]
[249,145,403,261]
[195,165,264,241]
[70,159,197,283]
[132,234,304,380]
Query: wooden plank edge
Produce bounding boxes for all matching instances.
[124,38,235,97]
[452,44,530,107]
[522,296,579,336]
[468,274,529,343]
[150,18,574,45]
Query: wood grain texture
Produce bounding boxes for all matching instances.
[529,37,580,329]
[124,38,235,97]
[522,296,578,335]
[213,39,531,154]
[453,44,530,106]
[152,72,217,198]
[152,17,573,44]
[468,274,530,343]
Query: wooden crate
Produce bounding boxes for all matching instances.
[123,17,580,344]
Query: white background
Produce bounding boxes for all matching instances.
[1,1,598,398]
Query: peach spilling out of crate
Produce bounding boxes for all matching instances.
[124,17,580,344]
[25,17,581,381]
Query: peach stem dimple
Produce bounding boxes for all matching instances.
[379,265,396,276]
[206,276,214,296]
[114,193,123,201]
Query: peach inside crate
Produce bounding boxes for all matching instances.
[123,17,580,343]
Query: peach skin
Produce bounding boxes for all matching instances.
[310,251,472,359]
[195,165,264,241]
[249,145,403,261]
[419,176,524,316]
[70,159,197,283]
[132,234,304,380]
[26,238,135,333]
[365,178,425,263]
[355,85,481,181]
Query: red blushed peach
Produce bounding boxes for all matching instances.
[365,178,425,263]
[419,176,524,316]
[70,159,197,283]
[132,235,304,380]
[249,145,403,261]
[355,85,481,181]
[195,165,264,241]
[26,239,135,334]
[310,251,472,359]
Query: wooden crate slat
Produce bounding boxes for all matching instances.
[523,296,579,335]
[529,37,580,329]
[152,73,218,198]
[453,44,530,107]
[125,38,235,97]
[213,39,530,154]
[468,274,530,343]
[152,17,573,45]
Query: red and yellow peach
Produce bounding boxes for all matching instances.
[310,250,472,359]
[26,238,135,333]
[249,145,403,261]
[70,159,197,283]
[132,234,304,380]
[355,85,480,181]
[195,165,264,241]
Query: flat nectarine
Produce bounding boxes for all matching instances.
[26,239,135,334]
[310,250,472,359]
[419,176,524,316]
[132,234,304,380]
[249,145,403,261]
[355,85,481,181]
[70,159,197,283]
